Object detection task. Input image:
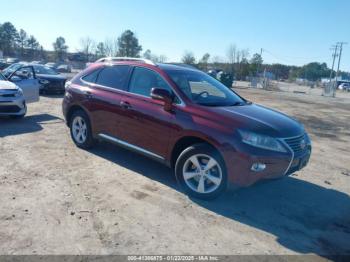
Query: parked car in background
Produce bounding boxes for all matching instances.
[31,61,45,65]
[338,83,350,91]
[5,57,20,64]
[32,64,67,94]
[56,64,72,73]
[63,58,312,199]
[45,62,58,69]
[2,63,67,94]
[0,67,39,118]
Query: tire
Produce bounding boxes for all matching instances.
[175,143,227,200]
[69,110,95,149]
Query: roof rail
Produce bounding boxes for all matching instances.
[95,57,156,66]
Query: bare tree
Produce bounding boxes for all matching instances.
[143,49,167,63]
[199,53,210,71]
[53,36,68,61]
[158,55,167,63]
[79,37,96,62]
[211,55,224,66]
[227,44,237,76]
[182,51,196,65]
[104,38,118,57]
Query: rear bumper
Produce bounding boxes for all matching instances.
[223,136,312,187]
[0,97,26,116]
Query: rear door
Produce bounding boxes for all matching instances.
[80,65,131,138]
[9,66,39,103]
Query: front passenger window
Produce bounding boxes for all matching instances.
[129,67,172,97]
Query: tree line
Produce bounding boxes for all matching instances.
[1,21,348,81]
[181,49,349,81]
[0,22,144,62]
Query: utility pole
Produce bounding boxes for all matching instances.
[329,45,338,83]
[256,48,263,77]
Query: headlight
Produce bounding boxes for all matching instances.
[14,88,23,97]
[39,79,50,85]
[238,130,287,152]
[65,81,71,90]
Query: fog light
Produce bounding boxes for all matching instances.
[251,163,266,172]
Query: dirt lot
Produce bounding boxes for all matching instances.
[0,86,349,257]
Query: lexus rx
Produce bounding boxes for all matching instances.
[62,58,311,199]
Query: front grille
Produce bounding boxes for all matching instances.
[0,93,15,98]
[284,134,306,155]
[0,105,21,113]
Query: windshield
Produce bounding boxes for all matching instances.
[33,65,58,75]
[165,69,246,107]
[2,63,24,76]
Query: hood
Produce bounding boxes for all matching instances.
[209,103,304,138]
[37,74,67,81]
[0,80,18,90]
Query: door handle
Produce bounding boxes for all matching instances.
[120,101,132,109]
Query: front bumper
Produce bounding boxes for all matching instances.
[0,96,26,116]
[223,134,312,187]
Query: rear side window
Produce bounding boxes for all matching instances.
[82,69,101,83]
[95,65,130,90]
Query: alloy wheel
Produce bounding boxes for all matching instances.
[72,116,87,144]
[182,154,223,194]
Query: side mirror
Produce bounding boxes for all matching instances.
[151,88,174,111]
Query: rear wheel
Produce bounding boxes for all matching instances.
[175,143,227,200]
[70,110,95,149]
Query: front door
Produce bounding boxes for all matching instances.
[9,66,39,103]
[117,67,177,159]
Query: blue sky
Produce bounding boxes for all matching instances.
[2,0,350,70]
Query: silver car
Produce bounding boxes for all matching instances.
[0,66,40,118]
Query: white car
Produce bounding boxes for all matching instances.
[338,83,350,91]
[0,66,40,118]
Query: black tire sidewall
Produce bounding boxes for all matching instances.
[175,143,227,200]
[69,110,94,149]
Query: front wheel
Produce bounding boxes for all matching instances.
[70,110,95,149]
[175,143,227,200]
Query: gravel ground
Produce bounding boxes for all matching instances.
[0,87,349,257]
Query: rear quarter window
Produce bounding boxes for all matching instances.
[82,68,102,83]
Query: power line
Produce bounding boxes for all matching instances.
[335,42,347,80]
[263,49,327,63]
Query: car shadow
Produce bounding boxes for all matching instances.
[90,142,177,187]
[89,142,350,256]
[0,113,63,137]
[40,93,65,99]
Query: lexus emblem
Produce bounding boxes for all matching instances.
[300,139,306,150]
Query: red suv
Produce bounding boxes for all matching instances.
[62,58,311,199]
